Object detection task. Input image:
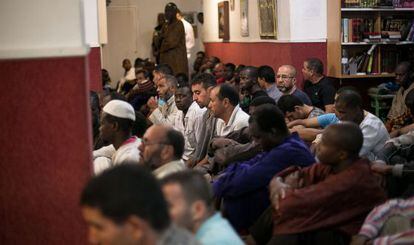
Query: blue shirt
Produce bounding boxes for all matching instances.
[266,84,283,102]
[195,213,243,245]
[292,88,312,105]
[213,133,315,231]
[317,113,339,128]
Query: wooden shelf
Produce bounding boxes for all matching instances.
[342,41,414,45]
[342,8,414,12]
[337,73,395,79]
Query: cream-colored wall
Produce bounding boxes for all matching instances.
[0,0,88,59]
[203,0,326,43]
[107,0,203,61]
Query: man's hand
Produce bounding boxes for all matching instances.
[371,162,393,175]
[350,234,371,245]
[269,177,291,210]
[284,171,304,189]
[147,96,158,111]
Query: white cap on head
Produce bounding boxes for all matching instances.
[103,100,135,121]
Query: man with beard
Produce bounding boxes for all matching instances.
[276,65,311,105]
[138,125,186,179]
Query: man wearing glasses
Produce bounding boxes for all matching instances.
[276,65,312,106]
[138,124,186,179]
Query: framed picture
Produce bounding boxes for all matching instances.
[240,0,249,37]
[218,1,230,41]
[258,0,277,39]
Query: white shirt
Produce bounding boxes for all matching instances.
[149,95,179,126]
[173,102,206,160]
[181,18,195,59]
[153,159,186,179]
[118,67,136,91]
[216,105,250,137]
[93,137,141,175]
[359,112,390,161]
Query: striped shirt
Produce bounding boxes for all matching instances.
[358,197,414,245]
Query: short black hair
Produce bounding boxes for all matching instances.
[225,63,236,72]
[154,63,173,76]
[241,66,259,81]
[165,128,185,160]
[175,73,189,88]
[277,95,304,114]
[335,90,362,109]
[80,164,170,231]
[191,73,216,89]
[250,96,276,107]
[132,111,148,138]
[337,86,359,95]
[249,104,288,135]
[258,65,276,84]
[103,113,134,134]
[196,51,205,57]
[217,83,239,106]
[135,69,152,80]
[160,170,213,209]
[324,122,363,157]
[305,58,324,75]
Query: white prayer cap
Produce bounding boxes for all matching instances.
[102,100,135,121]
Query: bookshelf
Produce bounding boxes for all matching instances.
[327,1,414,80]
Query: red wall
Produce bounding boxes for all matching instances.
[0,56,92,244]
[204,42,327,88]
[87,47,102,91]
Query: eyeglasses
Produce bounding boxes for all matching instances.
[276,75,294,80]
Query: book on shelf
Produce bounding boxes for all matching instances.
[342,0,414,8]
[342,17,414,42]
[343,44,378,75]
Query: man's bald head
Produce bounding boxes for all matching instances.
[323,122,363,157]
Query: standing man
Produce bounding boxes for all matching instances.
[159,3,188,75]
[176,9,195,61]
[302,58,336,112]
[276,65,312,105]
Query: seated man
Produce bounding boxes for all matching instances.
[239,66,269,112]
[138,125,186,179]
[278,94,324,122]
[80,164,197,244]
[161,170,244,245]
[210,83,250,137]
[302,58,336,113]
[351,197,414,245]
[386,61,414,130]
[127,69,156,111]
[93,100,140,175]
[208,96,276,170]
[257,65,283,102]
[173,84,206,161]
[147,74,179,125]
[213,104,315,232]
[268,123,386,245]
[276,65,311,105]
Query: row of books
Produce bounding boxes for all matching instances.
[342,18,414,42]
[342,45,378,74]
[342,0,414,8]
